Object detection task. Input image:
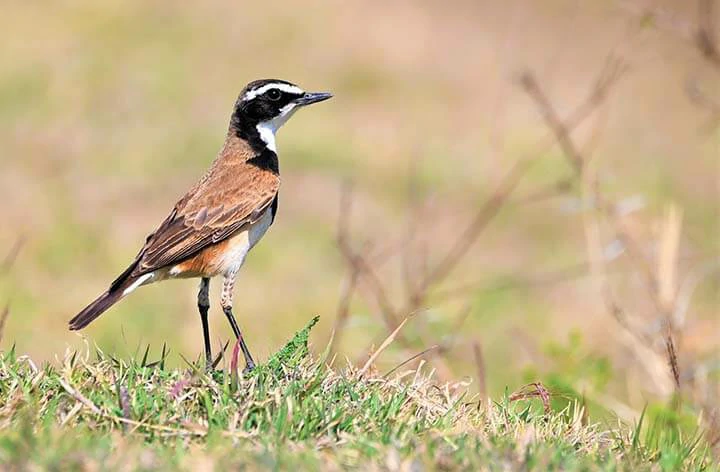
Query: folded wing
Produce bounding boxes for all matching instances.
[112,161,280,289]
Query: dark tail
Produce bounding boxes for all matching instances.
[69,276,136,330]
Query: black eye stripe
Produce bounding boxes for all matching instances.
[263,89,303,99]
[246,89,304,107]
[236,85,305,123]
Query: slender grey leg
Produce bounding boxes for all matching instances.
[221,274,255,371]
[198,277,212,368]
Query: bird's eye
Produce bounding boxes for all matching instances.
[267,89,282,101]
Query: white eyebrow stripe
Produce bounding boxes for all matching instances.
[243,83,304,101]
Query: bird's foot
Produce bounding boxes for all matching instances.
[242,360,256,375]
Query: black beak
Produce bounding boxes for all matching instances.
[295,91,333,106]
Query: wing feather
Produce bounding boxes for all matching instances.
[123,156,280,279]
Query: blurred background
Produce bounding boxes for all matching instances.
[0,0,717,421]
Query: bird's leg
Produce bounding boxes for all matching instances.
[197,277,212,369]
[220,273,256,372]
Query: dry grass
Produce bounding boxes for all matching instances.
[0,319,714,470]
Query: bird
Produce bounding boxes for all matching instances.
[69,79,332,371]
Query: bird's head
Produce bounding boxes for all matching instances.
[231,79,332,152]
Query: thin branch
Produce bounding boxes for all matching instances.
[509,382,552,415]
[415,58,627,303]
[697,0,720,69]
[1,237,24,274]
[673,259,720,328]
[359,318,409,377]
[665,329,681,391]
[519,73,585,173]
[336,184,400,332]
[402,152,424,300]
[687,80,720,131]
[418,157,536,296]
[473,341,488,401]
[524,59,689,397]
[383,344,441,378]
[0,305,10,346]
[512,177,575,204]
[331,269,359,355]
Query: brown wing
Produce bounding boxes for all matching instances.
[117,152,280,284]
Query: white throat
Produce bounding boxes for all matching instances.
[256,122,278,153]
[255,104,298,153]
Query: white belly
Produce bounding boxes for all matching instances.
[123,208,275,296]
[217,207,274,276]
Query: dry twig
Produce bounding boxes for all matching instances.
[521,61,697,399]
[0,237,24,274]
[333,58,628,381]
[473,341,487,401]
[509,382,552,415]
[697,0,720,69]
[359,318,409,377]
[0,305,10,346]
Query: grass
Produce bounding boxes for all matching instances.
[0,2,716,469]
[0,318,714,471]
